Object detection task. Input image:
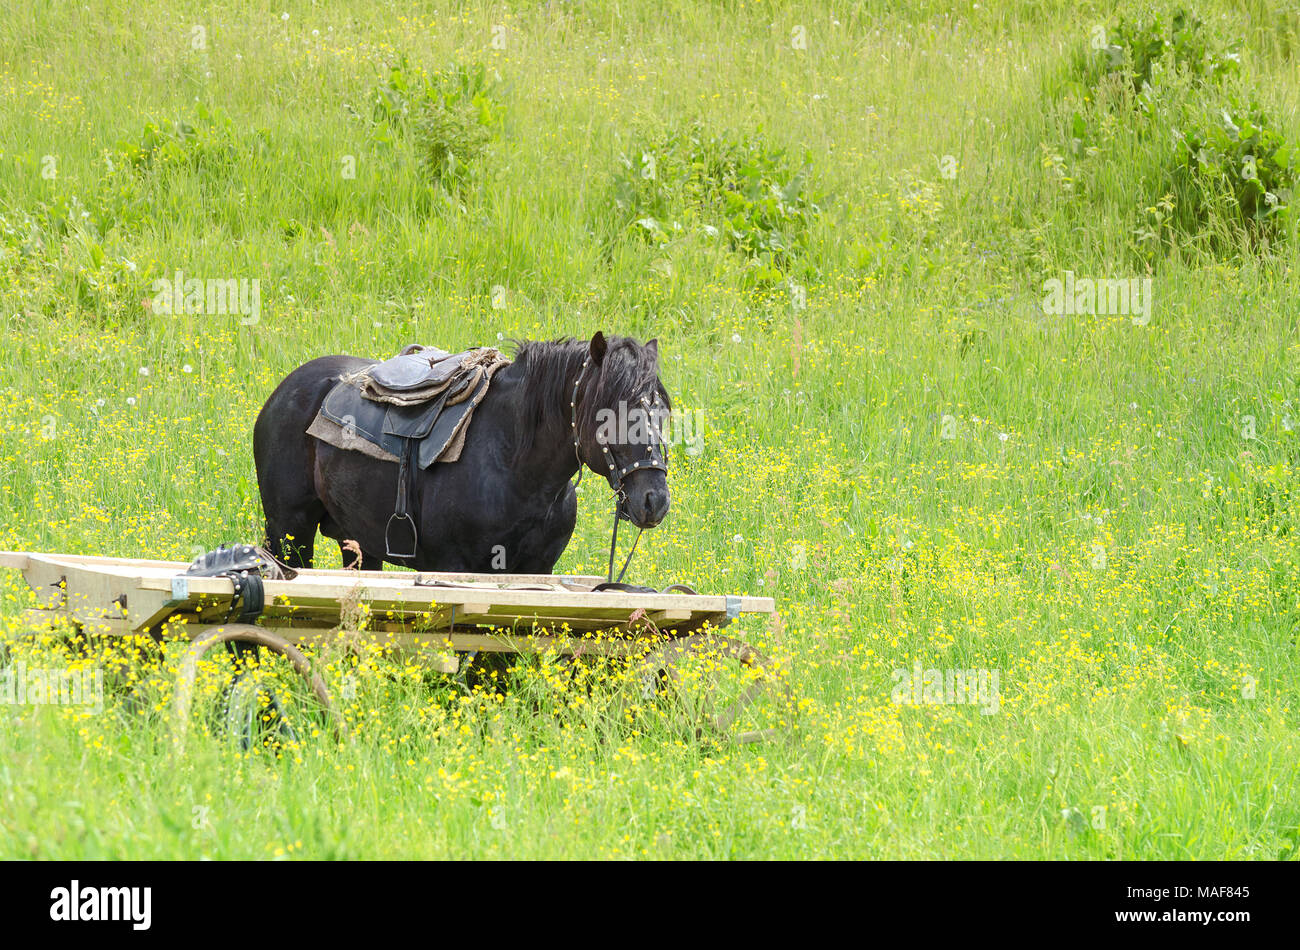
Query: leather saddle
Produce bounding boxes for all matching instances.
[319,361,487,469]
[306,345,509,559]
[368,344,463,393]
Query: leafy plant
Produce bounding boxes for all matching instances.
[613,122,821,282]
[1048,7,1293,259]
[113,104,241,175]
[366,57,503,191]
[1176,100,1296,235]
[1096,8,1240,91]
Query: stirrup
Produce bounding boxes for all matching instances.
[384,513,418,560]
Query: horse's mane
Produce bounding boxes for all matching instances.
[509,336,668,462]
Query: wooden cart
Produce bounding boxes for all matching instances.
[0,551,789,745]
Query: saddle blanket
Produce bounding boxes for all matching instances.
[305,346,510,466]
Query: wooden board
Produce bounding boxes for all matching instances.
[0,551,603,589]
[0,552,776,641]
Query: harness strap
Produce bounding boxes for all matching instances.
[185,545,274,624]
[228,572,265,624]
[572,352,661,586]
[606,501,619,582]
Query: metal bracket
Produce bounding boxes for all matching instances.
[715,595,742,627]
[163,574,190,607]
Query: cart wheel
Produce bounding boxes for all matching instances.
[172,624,339,751]
[630,634,792,745]
[460,650,520,694]
[222,669,299,751]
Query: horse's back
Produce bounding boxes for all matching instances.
[261,355,373,411]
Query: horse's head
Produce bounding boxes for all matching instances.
[573,331,671,529]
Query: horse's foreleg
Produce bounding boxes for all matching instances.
[265,519,318,569]
[263,495,323,569]
[257,440,326,570]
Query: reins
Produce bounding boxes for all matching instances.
[607,496,642,585]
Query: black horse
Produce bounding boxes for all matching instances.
[253,332,671,573]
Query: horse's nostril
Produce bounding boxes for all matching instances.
[643,490,670,523]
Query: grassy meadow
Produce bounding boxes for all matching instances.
[1,0,1298,858]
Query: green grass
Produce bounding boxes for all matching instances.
[0,0,1297,859]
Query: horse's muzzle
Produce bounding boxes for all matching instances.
[622,486,669,529]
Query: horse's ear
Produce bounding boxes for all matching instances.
[644,338,659,360]
[589,331,608,364]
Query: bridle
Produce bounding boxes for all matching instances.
[570,353,669,583]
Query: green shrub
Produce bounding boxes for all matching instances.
[1096,7,1240,90]
[1045,6,1293,260]
[1176,100,1296,239]
[366,57,503,192]
[113,104,242,176]
[0,191,145,324]
[0,107,254,324]
[613,121,821,283]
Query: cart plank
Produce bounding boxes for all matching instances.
[2,551,775,637]
[0,552,601,589]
